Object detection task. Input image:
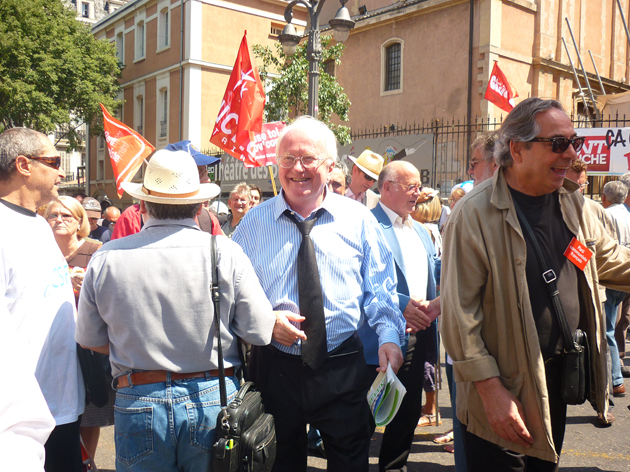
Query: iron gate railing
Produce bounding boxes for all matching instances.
[351,114,630,197]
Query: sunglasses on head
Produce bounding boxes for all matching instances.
[528,136,585,154]
[24,155,62,169]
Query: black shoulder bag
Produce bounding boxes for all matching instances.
[209,236,277,472]
[513,202,590,405]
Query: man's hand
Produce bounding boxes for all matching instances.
[474,377,533,448]
[377,342,403,374]
[272,311,307,347]
[403,299,432,333]
[412,296,441,324]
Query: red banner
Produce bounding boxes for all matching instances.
[210,32,266,166]
[242,121,286,168]
[100,104,155,198]
[484,62,518,113]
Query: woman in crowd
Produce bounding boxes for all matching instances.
[44,196,112,465]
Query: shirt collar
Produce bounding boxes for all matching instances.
[379,201,412,228]
[345,187,365,202]
[142,217,201,230]
[0,198,36,217]
[272,188,340,222]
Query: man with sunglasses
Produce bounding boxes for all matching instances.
[345,149,384,209]
[442,98,630,472]
[0,127,85,471]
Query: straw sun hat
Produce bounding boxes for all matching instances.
[121,149,220,204]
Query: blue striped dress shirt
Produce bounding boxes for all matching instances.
[233,190,406,355]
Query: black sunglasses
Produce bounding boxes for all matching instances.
[361,170,376,182]
[528,136,585,154]
[25,155,62,170]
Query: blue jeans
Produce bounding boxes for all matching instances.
[605,289,626,388]
[114,373,239,472]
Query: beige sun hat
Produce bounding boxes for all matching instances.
[121,149,220,204]
[348,150,384,180]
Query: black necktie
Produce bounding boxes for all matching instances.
[284,209,328,369]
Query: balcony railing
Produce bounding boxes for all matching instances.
[160,121,167,138]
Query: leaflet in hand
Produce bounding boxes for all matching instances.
[367,363,407,427]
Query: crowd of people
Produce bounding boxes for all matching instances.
[1,97,630,472]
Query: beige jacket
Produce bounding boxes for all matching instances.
[441,168,630,462]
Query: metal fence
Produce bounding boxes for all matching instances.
[351,114,630,196]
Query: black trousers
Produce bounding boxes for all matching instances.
[379,326,434,472]
[248,333,372,472]
[462,357,567,472]
[44,418,83,472]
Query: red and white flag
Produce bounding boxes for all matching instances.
[100,104,155,198]
[210,31,266,166]
[484,62,519,113]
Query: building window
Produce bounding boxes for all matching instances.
[135,21,145,60]
[136,96,144,135]
[82,2,90,18]
[116,32,124,64]
[159,7,170,49]
[385,43,401,91]
[270,24,283,36]
[160,88,168,138]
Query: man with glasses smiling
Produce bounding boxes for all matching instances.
[442,98,630,471]
[0,128,85,471]
[233,116,405,472]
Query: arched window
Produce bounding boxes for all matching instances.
[384,42,401,91]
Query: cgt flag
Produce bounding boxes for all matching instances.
[100,104,155,198]
[210,31,266,165]
[484,62,519,113]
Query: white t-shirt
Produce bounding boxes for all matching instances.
[0,200,84,425]
[0,325,55,471]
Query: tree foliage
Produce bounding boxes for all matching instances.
[0,0,121,149]
[253,36,352,145]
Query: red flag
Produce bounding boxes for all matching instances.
[100,104,155,198]
[210,32,266,165]
[484,62,519,113]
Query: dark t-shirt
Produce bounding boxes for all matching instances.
[89,225,108,242]
[509,188,580,359]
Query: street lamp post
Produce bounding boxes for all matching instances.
[278,0,354,118]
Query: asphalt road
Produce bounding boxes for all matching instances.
[93,346,630,471]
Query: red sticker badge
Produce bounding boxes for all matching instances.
[564,237,593,271]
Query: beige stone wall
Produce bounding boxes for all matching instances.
[336,1,471,130]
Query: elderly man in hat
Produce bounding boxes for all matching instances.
[111,141,223,239]
[75,149,276,472]
[345,150,384,209]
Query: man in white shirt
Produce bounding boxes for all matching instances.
[0,127,84,472]
[360,160,441,471]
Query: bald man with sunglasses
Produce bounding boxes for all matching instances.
[441,98,630,472]
[0,128,85,472]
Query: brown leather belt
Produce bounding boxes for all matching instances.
[115,368,234,389]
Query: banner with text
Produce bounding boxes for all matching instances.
[577,127,630,175]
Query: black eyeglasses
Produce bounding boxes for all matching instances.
[25,155,62,169]
[528,136,585,154]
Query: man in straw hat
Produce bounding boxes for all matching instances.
[345,149,384,209]
[75,149,276,472]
